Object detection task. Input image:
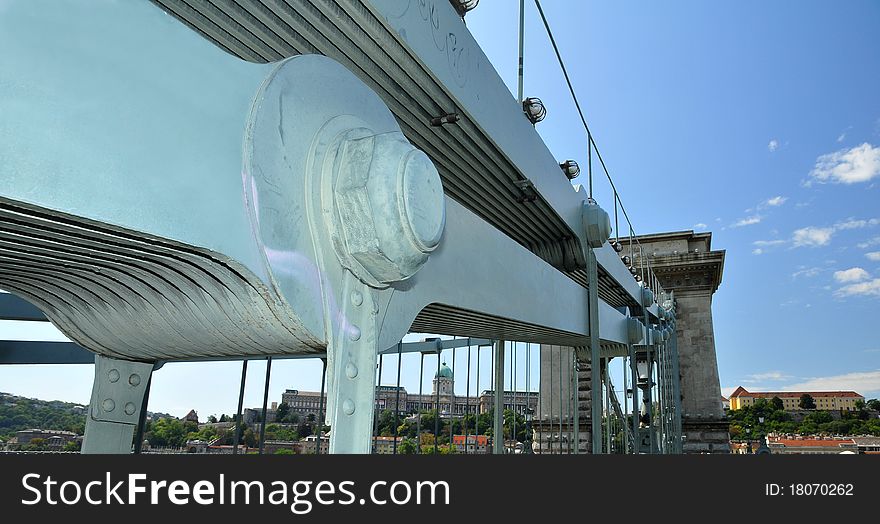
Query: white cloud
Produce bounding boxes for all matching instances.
[694,223,707,230]
[792,267,821,279]
[731,197,789,228]
[808,143,880,185]
[835,278,880,298]
[783,369,880,396]
[752,248,763,255]
[764,196,787,207]
[768,139,779,152]
[790,220,880,249]
[746,371,793,381]
[835,218,880,230]
[857,236,880,249]
[866,252,880,261]
[837,133,846,143]
[833,267,870,283]
[792,226,834,247]
[754,239,786,247]
[732,215,762,228]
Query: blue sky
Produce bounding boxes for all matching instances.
[1,1,879,417]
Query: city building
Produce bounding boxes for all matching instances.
[766,435,858,454]
[728,387,863,411]
[9,429,78,449]
[852,437,880,454]
[452,434,490,454]
[299,433,330,454]
[371,435,404,454]
[281,362,538,420]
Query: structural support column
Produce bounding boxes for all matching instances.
[327,275,380,454]
[587,249,602,454]
[82,355,155,454]
[631,230,728,453]
[493,339,505,454]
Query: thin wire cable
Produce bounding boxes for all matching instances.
[512,342,517,450]
[393,342,402,454]
[450,346,456,451]
[233,359,248,455]
[533,0,665,295]
[565,351,574,455]
[434,351,441,454]
[557,347,563,454]
[417,353,424,454]
[526,342,531,453]
[373,354,384,454]
[258,357,273,455]
[465,343,472,454]
[476,345,481,450]
[317,358,326,454]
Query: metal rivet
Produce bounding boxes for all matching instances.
[129,374,141,387]
[343,399,355,415]
[124,402,136,416]
[349,326,361,341]
[351,291,363,307]
[345,362,359,379]
[107,369,120,383]
[102,399,115,412]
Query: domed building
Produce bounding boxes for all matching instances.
[433,362,454,397]
[281,360,537,421]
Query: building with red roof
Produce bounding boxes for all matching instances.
[728,386,863,411]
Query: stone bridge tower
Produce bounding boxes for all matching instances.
[633,230,728,453]
[535,230,727,454]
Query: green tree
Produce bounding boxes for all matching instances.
[771,396,784,412]
[867,399,880,411]
[804,411,833,425]
[242,427,257,448]
[207,415,218,424]
[276,402,290,421]
[24,438,49,451]
[799,394,816,410]
[374,409,396,436]
[397,438,418,454]
[297,420,313,438]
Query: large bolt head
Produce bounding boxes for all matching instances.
[582,201,612,249]
[641,287,654,307]
[333,132,445,285]
[627,317,644,345]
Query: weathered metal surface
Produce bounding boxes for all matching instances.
[148,0,660,313]
[81,355,154,454]
[0,0,662,453]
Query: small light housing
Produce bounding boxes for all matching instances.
[560,160,580,180]
[450,0,479,17]
[522,97,546,124]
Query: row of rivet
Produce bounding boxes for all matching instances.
[103,368,141,417]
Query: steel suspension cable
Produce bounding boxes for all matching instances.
[393,342,402,454]
[258,357,273,455]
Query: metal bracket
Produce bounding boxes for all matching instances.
[82,355,154,454]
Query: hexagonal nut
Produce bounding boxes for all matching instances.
[641,286,654,307]
[334,132,445,285]
[583,201,612,249]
